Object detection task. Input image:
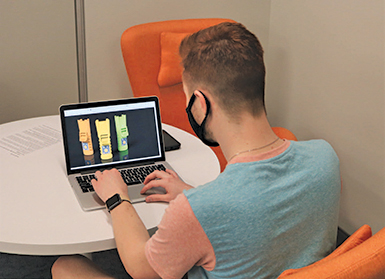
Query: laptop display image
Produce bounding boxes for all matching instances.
[60,96,175,211]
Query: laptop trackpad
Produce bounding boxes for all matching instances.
[143,186,167,195]
[127,184,166,203]
[127,184,165,204]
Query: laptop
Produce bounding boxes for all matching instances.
[60,96,177,211]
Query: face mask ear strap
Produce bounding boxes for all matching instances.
[198,91,211,122]
[186,91,211,124]
[186,93,196,111]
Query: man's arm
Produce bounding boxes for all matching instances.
[110,199,160,279]
[92,169,160,279]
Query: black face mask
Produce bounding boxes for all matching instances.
[185,92,219,147]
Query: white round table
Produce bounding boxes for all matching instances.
[0,115,220,255]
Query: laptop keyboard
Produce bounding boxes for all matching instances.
[76,164,166,193]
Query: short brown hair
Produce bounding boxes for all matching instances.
[180,22,266,118]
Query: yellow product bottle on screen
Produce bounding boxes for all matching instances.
[95,118,113,160]
[77,118,94,156]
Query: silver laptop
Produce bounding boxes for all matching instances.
[60,96,175,211]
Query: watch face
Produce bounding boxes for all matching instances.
[106,194,120,209]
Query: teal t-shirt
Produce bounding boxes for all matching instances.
[185,140,341,278]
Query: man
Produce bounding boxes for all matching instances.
[52,22,340,278]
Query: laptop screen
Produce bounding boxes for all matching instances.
[60,97,165,175]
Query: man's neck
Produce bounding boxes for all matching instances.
[214,113,282,162]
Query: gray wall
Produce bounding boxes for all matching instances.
[0,0,78,124]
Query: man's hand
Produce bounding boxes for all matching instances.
[92,169,129,203]
[141,169,193,203]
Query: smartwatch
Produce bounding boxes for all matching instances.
[105,194,131,213]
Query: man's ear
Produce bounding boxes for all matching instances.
[194,90,208,115]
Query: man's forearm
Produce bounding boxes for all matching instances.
[110,201,160,279]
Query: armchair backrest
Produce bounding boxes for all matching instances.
[121,18,236,130]
[121,18,235,170]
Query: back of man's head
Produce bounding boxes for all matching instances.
[180,22,266,119]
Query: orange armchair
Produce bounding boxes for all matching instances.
[278,225,385,279]
[121,19,297,171]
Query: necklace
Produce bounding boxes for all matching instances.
[229,137,280,161]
